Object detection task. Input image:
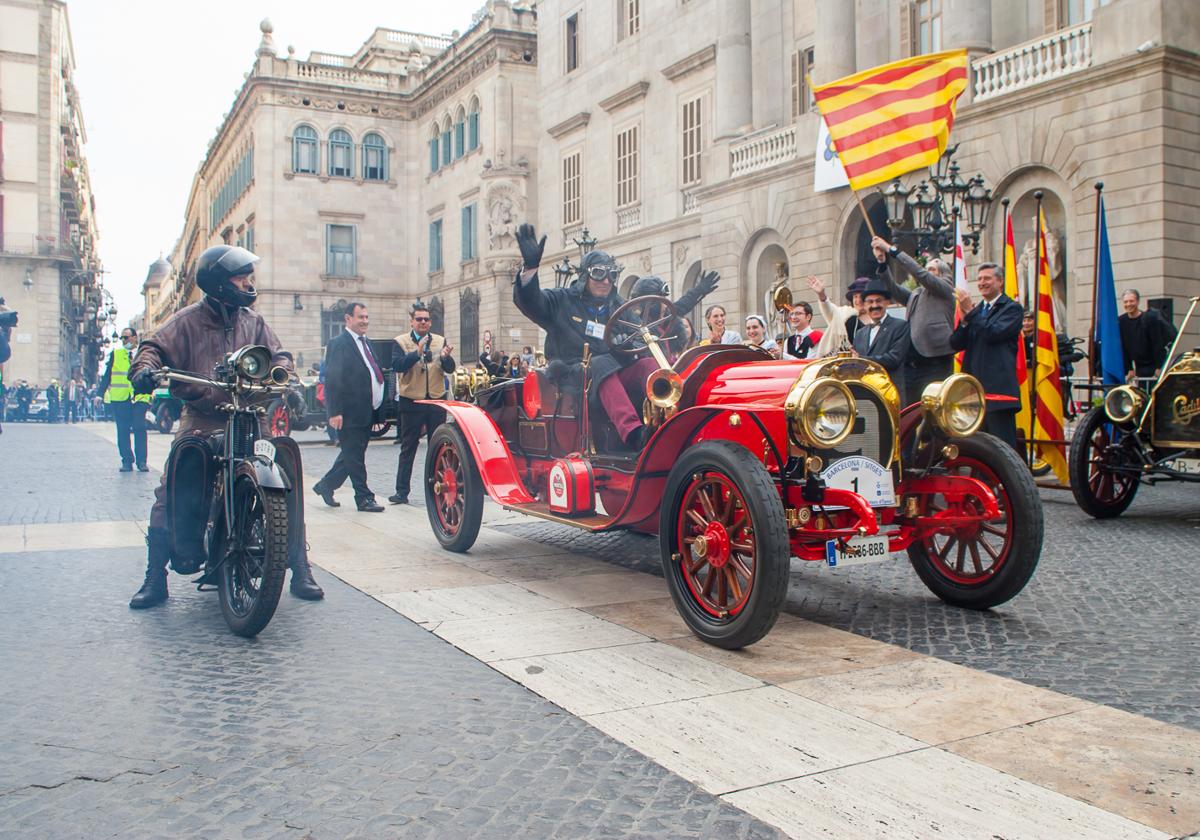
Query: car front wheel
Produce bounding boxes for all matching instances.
[1069,407,1140,518]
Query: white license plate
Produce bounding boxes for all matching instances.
[820,456,897,508]
[253,439,276,461]
[825,534,893,567]
[1171,457,1200,474]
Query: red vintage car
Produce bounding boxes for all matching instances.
[422,295,1042,649]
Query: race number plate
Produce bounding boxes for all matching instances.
[253,439,276,461]
[1170,457,1200,474]
[825,534,892,567]
[820,456,897,508]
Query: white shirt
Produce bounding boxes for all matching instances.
[868,324,881,347]
[347,328,384,410]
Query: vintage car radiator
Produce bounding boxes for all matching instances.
[1151,369,1200,447]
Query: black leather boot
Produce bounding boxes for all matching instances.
[289,556,324,600]
[129,528,170,609]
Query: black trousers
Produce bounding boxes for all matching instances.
[112,400,148,466]
[904,353,954,406]
[395,401,446,499]
[317,424,374,503]
[984,406,1020,454]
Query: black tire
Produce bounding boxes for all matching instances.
[1069,406,1140,519]
[155,404,175,435]
[217,478,289,638]
[266,399,290,438]
[425,422,484,552]
[907,432,1043,609]
[660,441,790,649]
[369,421,392,439]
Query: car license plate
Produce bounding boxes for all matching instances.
[825,534,893,567]
[253,439,276,461]
[820,456,897,507]
[1170,456,1200,474]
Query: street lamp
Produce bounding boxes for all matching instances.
[880,144,993,255]
[552,256,574,289]
[23,267,35,291]
[572,227,597,260]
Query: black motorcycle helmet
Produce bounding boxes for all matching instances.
[578,249,620,282]
[196,245,260,308]
[630,275,669,298]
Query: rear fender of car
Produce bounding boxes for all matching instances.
[423,400,536,505]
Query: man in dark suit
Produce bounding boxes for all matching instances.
[950,262,1023,452]
[314,302,385,512]
[852,277,911,399]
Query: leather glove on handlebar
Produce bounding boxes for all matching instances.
[131,368,158,395]
[515,224,546,271]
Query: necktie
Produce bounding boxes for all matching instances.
[360,336,383,384]
[981,302,991,318]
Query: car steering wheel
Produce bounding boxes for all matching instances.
[604,295,680,361]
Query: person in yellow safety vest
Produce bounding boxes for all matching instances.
[98,327,151,472]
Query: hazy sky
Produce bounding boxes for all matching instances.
[69,0,485,327]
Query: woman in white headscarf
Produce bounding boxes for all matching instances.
[744,315,781,358]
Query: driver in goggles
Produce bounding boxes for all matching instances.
[512,223,719,451]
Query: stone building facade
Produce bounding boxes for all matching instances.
[148,2,539,370]
[0,0,104,387]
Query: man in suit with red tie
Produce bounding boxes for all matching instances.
[314,302,385,512]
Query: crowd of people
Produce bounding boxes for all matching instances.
[1,377,107,423]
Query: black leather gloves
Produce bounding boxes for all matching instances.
[516,224,546,271]
[131,368,158,395]
[694,269,720,298]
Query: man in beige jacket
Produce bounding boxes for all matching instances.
[389,303,456,505]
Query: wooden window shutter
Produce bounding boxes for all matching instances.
[899,0,913,58]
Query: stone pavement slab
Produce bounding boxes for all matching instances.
[434,608,649,662]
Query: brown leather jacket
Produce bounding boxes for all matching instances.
[131,298,292,416]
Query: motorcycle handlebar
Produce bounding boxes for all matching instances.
[158,367,291,394]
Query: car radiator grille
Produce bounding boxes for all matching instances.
[822,384,895,467]
[1151,371,1200,445]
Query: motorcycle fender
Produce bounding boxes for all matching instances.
[235,458,290,491]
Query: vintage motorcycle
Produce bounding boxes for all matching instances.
[154,345,298,637]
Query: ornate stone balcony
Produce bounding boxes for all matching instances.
[681,189,700,215]
[730,125,797,178]
[972,23,1093,102]
[616,204,642,233]
[291,60,394,90]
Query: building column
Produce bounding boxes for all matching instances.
[814,0,856,83]
[944,0,993,56]
[715,0,753,140]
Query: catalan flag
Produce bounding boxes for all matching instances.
[812,50,969,192]
[1031,210,1069,484]
[1005,211,1032,441]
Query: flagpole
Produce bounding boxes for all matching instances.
[1030,190,1044,470]
[853,191,877,238]
[1088,182,1104,385]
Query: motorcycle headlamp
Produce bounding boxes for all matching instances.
[1104,385,1145,424]
[229,345,274,381]
[787,378,856,448]
[921,374,986,437]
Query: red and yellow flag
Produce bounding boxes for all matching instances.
[1031,210,1068,484]
[1005,213,1031,436]
[812,49,969,191]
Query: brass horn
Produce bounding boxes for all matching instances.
[771,279,794,314]
[646,367,683,409]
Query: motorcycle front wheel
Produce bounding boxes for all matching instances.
[218,476,289,637]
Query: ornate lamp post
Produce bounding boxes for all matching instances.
[552,257,574,289]
[551,227,600,288]
[880,144,993,257]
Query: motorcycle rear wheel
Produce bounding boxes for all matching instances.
[218,477,289,637]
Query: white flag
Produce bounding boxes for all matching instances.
[954,217,968,292]
[814,114,850,192]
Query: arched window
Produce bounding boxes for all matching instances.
[328,129,353,177]
[429,122,440,173]
[293,124,318,174]
[453,107,466,159]
[441,114,452,167]
[363,133,388,181]
[467,97,481,152]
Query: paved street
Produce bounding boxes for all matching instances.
[1,420,1197,839]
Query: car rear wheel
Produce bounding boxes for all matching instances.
[1069,406,1140,518]
[425,423,483,552]
[155,404,175,435]
[660,441,789,649]
[907,433,1043,609]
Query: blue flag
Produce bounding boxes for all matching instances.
[1094,197,1125,386]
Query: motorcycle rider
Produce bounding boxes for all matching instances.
[126,245,324,608]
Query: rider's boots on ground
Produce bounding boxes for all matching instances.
[129,527,170,609]
[289,555,325,600]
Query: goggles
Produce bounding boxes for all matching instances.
[587,265,620,282]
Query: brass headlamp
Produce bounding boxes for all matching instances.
[921,373,985,437]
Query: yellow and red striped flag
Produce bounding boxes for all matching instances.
[953,217,968,372]
[1031,210,1068,484]
[812,50,969,192]
[1005,212,1031,442]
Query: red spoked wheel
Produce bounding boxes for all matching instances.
[907,433,1043,609]
[267,399,290,438]
[1068,407,1140,518]
[661,441,789,649]
[424,423,483,552]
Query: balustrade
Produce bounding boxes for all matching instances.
[972,23,1092,102]
[729,125,797,178]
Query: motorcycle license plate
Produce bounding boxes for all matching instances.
[253,439,276,461]
[1170,457,1200,474]
[825,535,893,567]
[820,456,897,508]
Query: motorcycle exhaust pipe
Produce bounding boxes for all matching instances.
[268,365,290,386]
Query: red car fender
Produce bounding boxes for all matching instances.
[421,400,535,506]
